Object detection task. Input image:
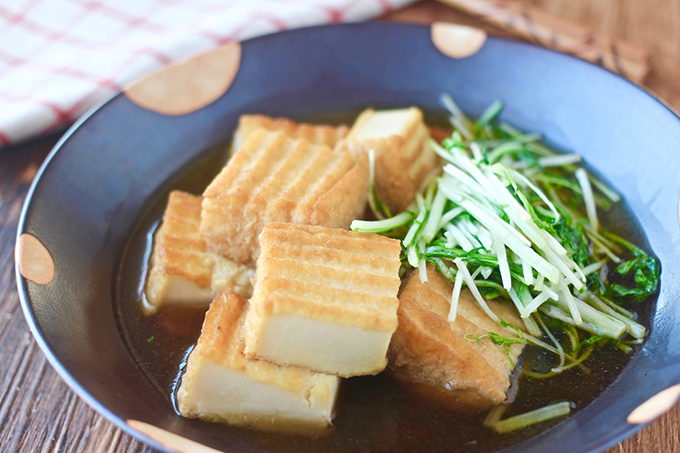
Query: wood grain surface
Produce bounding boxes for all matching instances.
[1,1,679,452]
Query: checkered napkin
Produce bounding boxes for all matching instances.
[0,0,416,147]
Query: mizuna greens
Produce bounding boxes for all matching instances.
[351,94,660,377]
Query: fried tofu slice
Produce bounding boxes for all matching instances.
[428,125,451,144]
[201,129,369,264]
[233,114,349,150]
[388,264,525,411]
[144,191,253,314]
[243,222,402,377]
[177,290,340,431]
[338,107,440,214]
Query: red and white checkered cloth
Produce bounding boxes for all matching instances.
[0,0,416,147]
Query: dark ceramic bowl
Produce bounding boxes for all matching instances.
[15,22,680,453]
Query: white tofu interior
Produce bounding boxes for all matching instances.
[179,359,338,429]
[163,276,214,305]
[148,256,253,314]
[252,314,393,376]
[353,108,415,140]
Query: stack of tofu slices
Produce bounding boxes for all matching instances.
[145,107,524,432]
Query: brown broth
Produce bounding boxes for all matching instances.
[114,124,656,452]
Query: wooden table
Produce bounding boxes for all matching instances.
[1,1,678,451]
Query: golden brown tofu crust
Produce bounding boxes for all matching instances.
[339,107,440,214]
[235,114,349,149]
[336,137,416,215]
[145,190,253,308]
[200,129,369,264]
[388,265,525,411]
[428,125,451,144]
[179,290,336,403]
[145,191,212,303]
[247,222,402,331]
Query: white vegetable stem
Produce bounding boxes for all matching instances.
[421,187,447,243]
[430,137,633,334]
[351,211,414,233]
[449,263,465,323]
[543,297,626,338]
[454,259,499,323]
[576,168,599,231]
[537,153,582,167]
[485,402,571,433]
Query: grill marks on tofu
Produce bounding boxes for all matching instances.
[144,191,253,312]
[262,241,399,276]
[256,278,398,331]
[252,223,402,330]
[339,107,440,214]
[245,140,312,221]
[388,265,525,411]
[234,114,349,150]
[147,191,211,290]
[200,130,368,264]
[290,150,358,225]
[244,223,402,377]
